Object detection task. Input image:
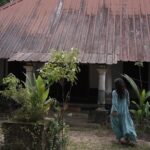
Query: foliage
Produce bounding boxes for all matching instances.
[40,48,80,86]
[0,0,9,6]
[122,74,150,124]
[40,48,80,120]
[45,118,69,150]
[0,74,21,112]
[21,74,53,121]
[0,73,54,122]
[0,73,30,105]
[0,95,20,113]
[1,49,80,149]
[40,48,80,149]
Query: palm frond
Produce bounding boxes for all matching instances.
[145,91,150,101]
[122,74,140,100]
[130,109,136,114]
[131,101,140,109]
[140,90,146,105]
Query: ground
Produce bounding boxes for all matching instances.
[68,126,150,150]
[0,124,150,150]
[1,114,150,150]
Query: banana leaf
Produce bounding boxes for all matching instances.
[122,74,140,100]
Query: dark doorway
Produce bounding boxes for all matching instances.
[8,62,26,81]
[70,64,89,104]
[123,62,148,90]
[49,64,89,104]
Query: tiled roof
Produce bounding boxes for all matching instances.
[1,0,150,64]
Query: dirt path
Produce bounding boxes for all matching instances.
[1,124,150,150]
[68,128,150,150]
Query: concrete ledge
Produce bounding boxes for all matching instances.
[88,108,108,124]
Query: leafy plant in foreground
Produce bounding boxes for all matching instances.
[40,48,80,149]
[122,74,150,124]
[0,73,54,122]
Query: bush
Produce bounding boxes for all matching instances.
[0,74,53,122]
[122,74,150,125]
[45,118,69,150]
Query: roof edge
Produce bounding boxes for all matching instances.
[0,0,23,11]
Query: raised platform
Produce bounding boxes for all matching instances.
[64,112,100,128]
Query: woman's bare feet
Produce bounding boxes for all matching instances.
[119,137,127,144]
[127,140,136,146]
[119,137,137,146]
[125,137,136,146]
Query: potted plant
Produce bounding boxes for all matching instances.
[1,73,54,150]
[1,48,80,150]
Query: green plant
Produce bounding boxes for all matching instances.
[40,48,79,150]
[40,48,80,86]
[1,49,79,149]
[40,48,80,114]
[0,73,28,104]
[22,74,53,122]
[0,73,54,122]
[0,0,9,6]
[45,118,69,150]
[122,74,150,124]
[0,73,30,116]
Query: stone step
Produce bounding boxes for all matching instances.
[0,113,9,118]
[64,112,88,123]
[0,114,9,127]
[64,112,88,118]
[63,112,102,128]
[67,120,100,129]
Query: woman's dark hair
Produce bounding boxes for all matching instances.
[114,78,126,99]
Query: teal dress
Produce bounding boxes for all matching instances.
[110,90,137,142]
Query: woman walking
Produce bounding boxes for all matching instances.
[110,78,137,145]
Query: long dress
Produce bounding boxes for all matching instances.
[110,90,137,142]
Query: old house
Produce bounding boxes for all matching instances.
[0,0,150,110]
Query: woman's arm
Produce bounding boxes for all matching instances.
[111,91,118,116]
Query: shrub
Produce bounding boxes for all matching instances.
[122,74,150,125]
[0,74,53,122]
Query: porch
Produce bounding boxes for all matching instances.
[0,60,150,113]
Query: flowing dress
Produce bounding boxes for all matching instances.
[110,90,137,142]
